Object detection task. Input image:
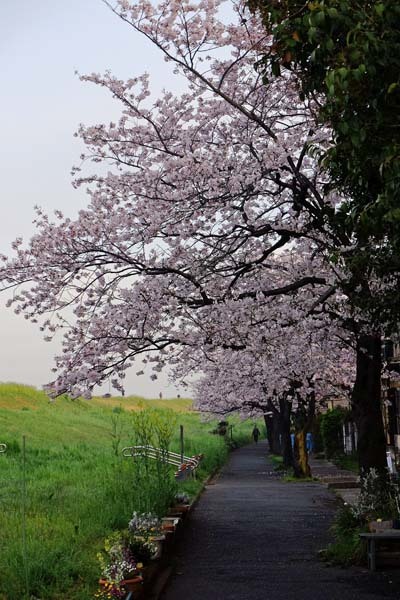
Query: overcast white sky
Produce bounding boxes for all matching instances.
[0,1,188,398]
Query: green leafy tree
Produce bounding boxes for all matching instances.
[250,0,400,324]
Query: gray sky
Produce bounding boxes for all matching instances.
[0,0,187,397]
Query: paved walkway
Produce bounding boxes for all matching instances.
[310,456,361,505]
[161,441,400,600]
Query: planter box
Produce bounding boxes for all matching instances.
[161,517,180,532]
[368,520,393,533]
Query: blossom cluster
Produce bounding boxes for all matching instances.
[128,511,161,535]
[97,533,139,598]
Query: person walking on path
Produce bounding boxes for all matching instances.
[252,424,260,443]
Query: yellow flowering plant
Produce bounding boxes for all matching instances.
[97,532,139,598]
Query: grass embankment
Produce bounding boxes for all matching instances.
[0,383,255,600]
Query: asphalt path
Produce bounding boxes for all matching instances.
[161,440,400,600]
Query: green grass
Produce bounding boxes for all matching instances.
[269,454,285,471]
[333,454,359,474]
[0,383,257,599]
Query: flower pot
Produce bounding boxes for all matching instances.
[172,504,190,514]
[99,574,143,595]
[149,534,166,542]
[162,517,180,527]
[121,575,144,592]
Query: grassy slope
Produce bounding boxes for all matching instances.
[0,383,253,600]
[0,383,192,448]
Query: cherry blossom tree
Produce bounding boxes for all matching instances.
[1,0,329,393]
[0,0,387,474]
[186,286,356,477]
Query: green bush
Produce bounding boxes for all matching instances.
[324,504,365,566]
[320,408,346,459]
[332,503,361,537]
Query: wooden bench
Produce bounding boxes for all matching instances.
[360,531,400,571]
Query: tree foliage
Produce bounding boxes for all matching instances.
[250,0,400,325]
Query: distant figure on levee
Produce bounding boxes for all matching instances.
[252,424,260,444]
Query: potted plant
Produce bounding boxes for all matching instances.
[128,512,163,559]
[97,532,143,599]
[169,492,191,514]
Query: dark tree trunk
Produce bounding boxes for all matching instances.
[264,411,283,454]
[264,415,274,452]
[272,416,283,454]
[279,397,293,468]
[264,398,283,454]
[352,333,387,474]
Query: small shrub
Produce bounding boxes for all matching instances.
[324,504,365,566]
[320,408,346,459]
[174,492,190,505]
[325,530,365,566]
[331,504,361,537]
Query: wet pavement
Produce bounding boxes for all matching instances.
[161,440,400,600]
